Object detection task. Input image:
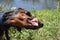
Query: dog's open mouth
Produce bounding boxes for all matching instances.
[27,18,39,26]
[25,17,43,29]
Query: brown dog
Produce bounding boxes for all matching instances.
[1,8,43,40]
[6,8,43,29]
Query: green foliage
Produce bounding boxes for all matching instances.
[0,6,2,11]
[57,0,60,11]
[1,10,60,40]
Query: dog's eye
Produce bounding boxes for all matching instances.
[20,12,25,13]
[19,18,24,21]
[21,14,24,16]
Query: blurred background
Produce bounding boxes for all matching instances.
[0,0,60,40]
[0,0,60,10]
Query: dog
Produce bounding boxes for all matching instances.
[0,8,43,40]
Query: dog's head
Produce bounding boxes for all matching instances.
[2,8,43,29]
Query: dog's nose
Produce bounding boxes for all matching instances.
[38,22,43,28]
[41,23,43,27]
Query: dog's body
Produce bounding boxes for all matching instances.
[0,16,3,28]
[0,8,43,40]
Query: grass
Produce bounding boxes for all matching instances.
[1,9,60,40]
[0,6,2,11]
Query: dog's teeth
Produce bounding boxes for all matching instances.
[34,23,38,26]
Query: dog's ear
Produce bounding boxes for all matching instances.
[2,12,9,22]
[26,11,32,17]
[2,11,13,22]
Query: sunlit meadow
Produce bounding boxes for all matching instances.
[7,10,60,40]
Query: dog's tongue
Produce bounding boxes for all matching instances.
[30,18,38,26]
[33,22,38,26]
